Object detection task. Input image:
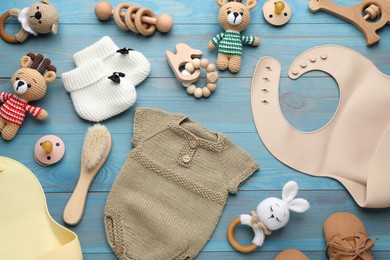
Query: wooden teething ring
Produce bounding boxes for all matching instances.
[113,3,131,30]
[125,6,141,33]
[227,217,258,253]
[135,8,157,36]
[0,11,18,43]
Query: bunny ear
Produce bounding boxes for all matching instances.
[282,181,299,203]
[288,198,310,213]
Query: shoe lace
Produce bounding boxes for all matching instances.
[326,233,377,259]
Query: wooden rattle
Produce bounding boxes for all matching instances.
[309,0,390,46]
[166,43,219,99]
[95,1,173,36]
[34,135,65,166]
[227,181,310,253]
[262,0,292,26]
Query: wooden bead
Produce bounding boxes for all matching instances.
[207,83,217,92]
[95,1,113,21]
[181,69,191,76]
[206,63,215,72]
[202,87,211,97]
[156,13,174,33]
[182,82,191,87]
[194,88,203,98]
[187,85,196,94]
[185,63,195,73]
[207,71,218,84]
[192,58,201,69]
[200,58,209,68]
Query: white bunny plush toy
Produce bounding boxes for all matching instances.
[227,181,310,253]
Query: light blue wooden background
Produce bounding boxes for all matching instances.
[1,0,390,259]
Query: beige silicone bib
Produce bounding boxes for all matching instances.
[0,156,83,260]
[251,46,390,208]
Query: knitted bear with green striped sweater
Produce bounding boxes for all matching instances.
[208,0,259,73]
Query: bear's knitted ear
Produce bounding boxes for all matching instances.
[44,71,56,83]
[246,0,257,10]
[51,23,58,35]
[20,56,32,68]
[217,0,226,7]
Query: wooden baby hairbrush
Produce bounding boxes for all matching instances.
[95,1,174,36]
[63,124,112,226]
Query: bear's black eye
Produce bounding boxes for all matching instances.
[27,84,32,88]
[16,77,20,80]
[227,10,231,14]
[240,12,243,15]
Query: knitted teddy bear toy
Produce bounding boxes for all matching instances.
[8,0,59,43]
[208,0,260,73]
[0,53,56,141]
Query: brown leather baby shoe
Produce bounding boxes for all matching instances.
[274,248,309,260]
[324,212,376,260]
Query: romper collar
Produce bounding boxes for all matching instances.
[169,115,228,153]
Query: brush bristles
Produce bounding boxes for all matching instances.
[82,124,110,170]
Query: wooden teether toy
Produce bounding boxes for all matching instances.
[227,181,309,253]
[0,0,59,44]
[34,135,65,166]
[309,0,390,46]
[263,0,292,26]
[95,1,173,36]
[166,43,219,98]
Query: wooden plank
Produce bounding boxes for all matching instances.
[0,0,365,25]
[0,23,389,78]
[0,132,346,192]
[0,76,339,135]
[44,191,390,256]
[83,251,390,260]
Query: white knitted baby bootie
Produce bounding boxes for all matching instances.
[73,36,150,87]
[62,59,137,122]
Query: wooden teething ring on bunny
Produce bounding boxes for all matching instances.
[0,12,18,43]
[227,181,310,253]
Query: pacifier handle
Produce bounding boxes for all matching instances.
[0,11,18,43]
[227,217,258,253]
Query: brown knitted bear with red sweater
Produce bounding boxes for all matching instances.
[0,54,56,141]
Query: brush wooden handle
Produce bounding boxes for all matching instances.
[63,170,96,226]
[63,136,112,226]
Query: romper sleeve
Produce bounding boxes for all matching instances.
[221,139,260,194]
[132,107,183,147]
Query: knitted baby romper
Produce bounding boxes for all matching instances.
[104,108,259,260]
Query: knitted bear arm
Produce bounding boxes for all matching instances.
[9,8,21,17]
[132,107,185,148]
[221,139,260,194]
[211,32,225,46]
[241,35,257,45]
[0,92,12,103]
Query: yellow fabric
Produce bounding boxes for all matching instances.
[0,156,82,260]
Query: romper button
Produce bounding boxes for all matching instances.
[114,245,124,255]
[189,140,198,149]
[182,155,191,163]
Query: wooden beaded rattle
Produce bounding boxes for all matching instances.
[227,181,309,253]
[95,1,173,36]
[309,0,390,46]
[166,43,219,99]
